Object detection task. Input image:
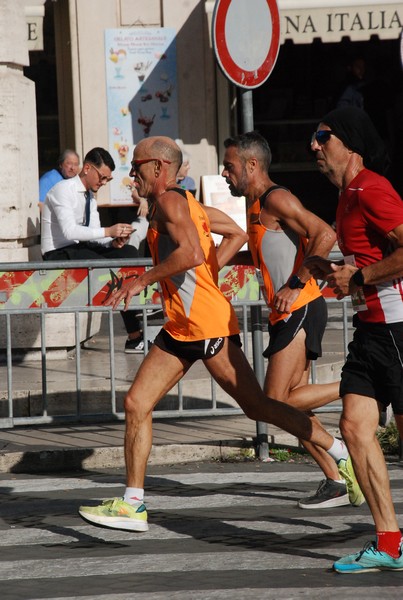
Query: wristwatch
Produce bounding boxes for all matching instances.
[352,268,365,287]
[288,274,306,290]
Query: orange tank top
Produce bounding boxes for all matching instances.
[147,189,240,341]
[247,187,321,325]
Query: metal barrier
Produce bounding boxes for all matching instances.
[0,259,270,428]
[5,257,383,459]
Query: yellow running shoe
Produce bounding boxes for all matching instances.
[337,456,365,507]
[79,497,148,531]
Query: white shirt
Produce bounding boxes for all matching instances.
[128,216,149,250]
[41,175,112,254]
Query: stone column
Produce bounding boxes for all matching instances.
[0,0,41,262]
[0,1,101,354]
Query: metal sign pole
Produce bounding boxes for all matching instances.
[213,0,281,461]
[240,88,269,461]
[240,89,254,133]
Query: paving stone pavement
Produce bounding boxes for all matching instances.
[1,460,403,599]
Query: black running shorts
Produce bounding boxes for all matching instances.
[153,328,242,363]
[263,296,327,360]
[340,317,403,414]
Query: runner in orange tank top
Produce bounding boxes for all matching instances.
[247,191,321,326]
[78,136,361,536]
[147,189,239,341]
[222,132,362,510]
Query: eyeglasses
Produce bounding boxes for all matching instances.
[90,163,113,183]
[311,130,334,146]
[130,158,172,170]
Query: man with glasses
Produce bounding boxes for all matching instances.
[221,131,362,511]
[306,106,403,573]
[79,135,360,534]
[41,146,145,352]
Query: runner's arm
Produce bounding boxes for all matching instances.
[105,192,204,310]
[204,205,249,270]
[265,189,336,285]
[328,224,403,298]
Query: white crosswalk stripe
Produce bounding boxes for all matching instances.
[0,465,402,599]
[27,589,403,600]
[4,469,402,492]
[0,551,345,580]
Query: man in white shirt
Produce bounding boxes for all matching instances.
[41,147,146,353]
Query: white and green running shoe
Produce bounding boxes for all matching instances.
[337,456,365,506]
[334,541,403,573]
[79,498,148,532]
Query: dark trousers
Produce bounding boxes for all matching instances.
[43,243,141,335]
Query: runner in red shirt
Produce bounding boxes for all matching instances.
[307,106,403,573]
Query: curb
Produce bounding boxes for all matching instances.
[0,439,255,474]
[0,425,343,474]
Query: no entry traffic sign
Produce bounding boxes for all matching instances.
[212,0,280,89]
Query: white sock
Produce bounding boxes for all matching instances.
[124,487,144,504]
[327,437,348,462]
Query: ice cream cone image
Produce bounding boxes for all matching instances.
[114,142,129,166]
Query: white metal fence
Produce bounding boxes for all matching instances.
[0,258,354,459]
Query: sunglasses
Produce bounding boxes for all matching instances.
[130,158,172,170]
[311,130,334,146]
[89,163,113,183]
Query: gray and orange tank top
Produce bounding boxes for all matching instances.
[247,185,321,325]
[147,188,240,341]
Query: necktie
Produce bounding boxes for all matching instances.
[84,191,91,226]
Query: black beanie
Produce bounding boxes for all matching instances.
[321,106,389,175]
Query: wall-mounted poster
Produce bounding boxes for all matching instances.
[105,28,178,204]
[201,175,248,250]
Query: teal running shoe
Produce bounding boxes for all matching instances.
[79,497,148,532]
[337,456,365,506]
[334,541,403,573]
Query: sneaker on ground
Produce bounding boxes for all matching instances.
[298,478,350,509]
[337,456,365,507]
[125,335,148,354]
[79,498,148,532]
[333,541,403,573]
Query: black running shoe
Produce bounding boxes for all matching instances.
[298,478,350,509]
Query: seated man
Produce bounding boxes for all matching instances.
[176,155,196,196]
[39,149,80,209]
[41,146,144,352]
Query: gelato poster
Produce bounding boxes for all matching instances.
[105,28,178,204]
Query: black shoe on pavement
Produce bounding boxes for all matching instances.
[298,478,350,509]
[124,335,150,354]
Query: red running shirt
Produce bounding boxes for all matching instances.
[336,169,403,324]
